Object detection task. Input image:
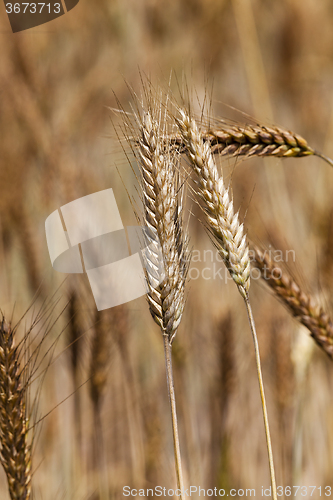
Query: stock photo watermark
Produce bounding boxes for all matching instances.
[122,484,332,497]
[45,188,165,311]
[45,189,296,311]
[3,0,80,32]
[187,246,295,283]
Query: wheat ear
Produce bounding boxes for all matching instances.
[135,106,189,497]
[206,123,314,158]
[172,121,333,167]
[175,108,277,500]
[0,315,32,500]
[253,246,333,359]
[175,109,250,296]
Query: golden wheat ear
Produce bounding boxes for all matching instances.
[0,315,32,500]
[205,122,315,158]
[175,107,277,500]
[0,290,69,500]
[207,122,333,168]
[125,90,190,498]
[172,117,333,168]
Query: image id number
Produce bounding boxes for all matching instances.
[5,3,61,14]
[276,486,332,496]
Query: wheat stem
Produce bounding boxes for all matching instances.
[314,150,333,168]
[163,334,184,498]
[244,296,277,500]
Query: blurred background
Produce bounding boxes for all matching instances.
[1,0,333,498]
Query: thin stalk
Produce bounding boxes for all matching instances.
[244,295,277,500]
[315,150,333,168]
[163,334,184,498]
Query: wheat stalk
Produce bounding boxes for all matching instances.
[89,309,112,500]
[132,101,190,497]
[175,108,277,500]
[252,246,333,359]
[89,310,110,419]
[67,288,83,452]
[0,315,32,500]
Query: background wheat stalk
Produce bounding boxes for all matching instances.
[89,309,112,500]
[252,245,333,359]
[175,107,277,500]
[131,99,190,497]
[0,315,32,500]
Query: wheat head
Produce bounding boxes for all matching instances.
[206,123,314,158]
[128,95,192,496]
[175,107,278,500]
[136,108,189,343]
[171,122,314,158]
[171,119,333,167]
[0,315,31,500]
[175,108,250,298]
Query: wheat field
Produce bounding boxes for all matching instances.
[1,0,333,498]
